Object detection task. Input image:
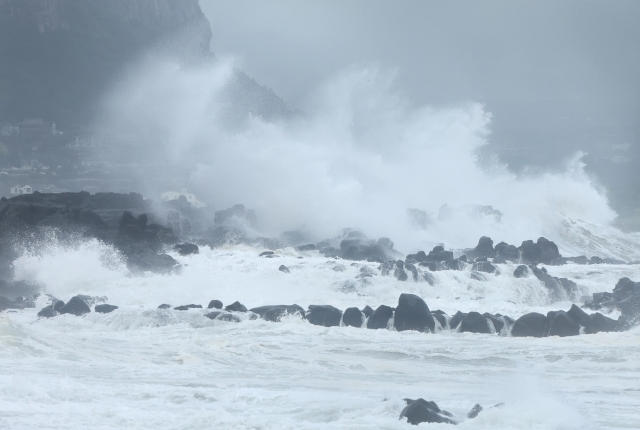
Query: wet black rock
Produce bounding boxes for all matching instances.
[158,304,171,309]
[484,313,508,333]
[307,305,342,327]
[399,398,456,425]
[278,264,290,273]
[394,261,409,281]
[472,236,495,259]
[362,305,374,318]
[511,312,548,337]
[472,261,497,274]
[394,293,435,333]
[225,301,248,312]
[59,296,91,316]
[431,310,448,329]
[367,305,394,329]
[338,235,396,263]
[174,304,203,311]
[174,243,199,255]
[259,250,276,257]
[449,311,466,330]
[250,305,305,322]
[467,404,483,419]
[37,300,65,318]
[513,265,529,278]
[207,300,223,309]
[531,266,578,300]
[519,237,562,265]
[342,307,364,327]
[546,310,580,337]
[458,312,492,334]
[495,242,519,262]
[205,311,241,322]
[585,312,620,334]
[567,304,591,327]
[95,304,118,313]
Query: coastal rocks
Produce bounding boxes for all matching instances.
[307,305,342,327]
[394,293,435,333]
[511,312,548,337]
[494,242,519,262]
[471,236,495,259]
[546,310,580,337]
[58,296,91,316]
[157,304,171,309]
[95,304,118,313]
[367,305,394,329]
[337,234,396,263]
[342,307,364,327]
[278,264,290,273]
[225,301,248,312]
[531,266,578,300]
[471,260,497,274]
[399,398,456,425]
[174,304,202,311]
[207,300,223,309]
[458,312,493,334]
[37,300,65,318]
[205,311,241,322]
[250,305,305,322]
[519,237,562,265]
[513,265,529,278]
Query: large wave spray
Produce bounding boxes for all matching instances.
[93,58,619,252]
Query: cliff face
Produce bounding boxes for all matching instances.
[0,0,212,125]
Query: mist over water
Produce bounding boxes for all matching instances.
[93,56,619,252]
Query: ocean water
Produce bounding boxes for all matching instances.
[1,241,640,429]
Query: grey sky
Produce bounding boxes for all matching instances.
[200,0,640,226]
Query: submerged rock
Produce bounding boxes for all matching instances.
[399,398,456,425]
[174,304,202,311]
[458,312,492,334]
[546,310,579,337]
[95,304,118,313]
[513,265,529,278]
[250,305,305,322]
[278,264,290,273]
[174,243,199,255]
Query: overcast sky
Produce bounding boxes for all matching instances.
[200,0,640,224]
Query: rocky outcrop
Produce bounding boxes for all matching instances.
[399,399,456,425]
[394,293,435,333]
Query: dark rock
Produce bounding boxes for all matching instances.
[278,264,290,273]
[519,237,562,265]
[473,236,495,259]
[458,312,492,334]
[174,304,202,311]
[225,301,248,312]
[394,261,408,281]
[37,301,63,318]
[174,243,199,255]
[296,243,317,251]
[567,304,591,327]
[495,242,519,262]
[511,312,548,337]
[394,293,435,333]
[95,304,118,313]
[546,310,579,337]
[126,252,179,274]
[307,305,342,327]
[472,261,496,274]
[342,307,364,327]
[205,311,240,322]
[59,296,91,316]
[585,292,616,310]
[367,305,394,329]
[431,310,448,329]
[405,251,428,265]
[405,263,419,281]
[585,312,620,334]
[484,313,507,333]
[259,250,275,257]
[565,255,589,264]
[362,305,374,318]
[339,235,395,263]
[250,305,305,322]
[513,265,529,278]
[531,266,578,300]
[399,398,456,425]
[449,311,467,330]
[158,304,171,309]
[207,300,223,309]
[467,404,483,419]
[589,256,605,264]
